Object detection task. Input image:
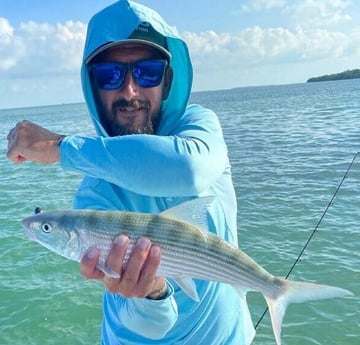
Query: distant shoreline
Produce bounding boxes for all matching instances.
[307,69,360,82]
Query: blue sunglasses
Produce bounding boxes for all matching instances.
[91,59,168,90]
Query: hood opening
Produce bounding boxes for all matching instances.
[81,0,193,137]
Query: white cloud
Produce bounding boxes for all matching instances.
[240,0,286,12]
[0,18,86,78]
[0,18,86,108]
[0,17,14,43]
[183,26,353,66]
[286,0,352,28]
[183,25,359,91]
[0,17,19,70]
[238,0,353,28]
[182,30,231,55]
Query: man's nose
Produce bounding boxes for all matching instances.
[120,71,138,98]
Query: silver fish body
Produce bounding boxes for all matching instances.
[21,197,353,345]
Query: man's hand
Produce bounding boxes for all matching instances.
[81,235,166,299]
[7,120,65,164]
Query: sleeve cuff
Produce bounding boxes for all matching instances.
[146,279,173,301]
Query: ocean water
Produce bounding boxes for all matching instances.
[1,79,359,344]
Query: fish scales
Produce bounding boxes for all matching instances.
[141,214,276,290]
[22,197,353,345]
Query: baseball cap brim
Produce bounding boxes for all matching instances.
[86,39,171,64]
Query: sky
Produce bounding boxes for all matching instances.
[1,0,359,109]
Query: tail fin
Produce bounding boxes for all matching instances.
[264,278,353,345]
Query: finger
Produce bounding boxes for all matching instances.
[7,128,15,141]
[102,235,130,293]
[80,247,104,280]
[120,237,151,297]
[7,147,27,164]
[7,149,27,164]
[105,234,130,274]
[6,133,16,160]
[134,245,162,297]
[7,127,25,163]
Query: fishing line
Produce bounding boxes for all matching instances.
[254,151,359,330]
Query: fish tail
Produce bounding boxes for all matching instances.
[263,277,353,345]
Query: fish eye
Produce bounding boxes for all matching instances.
[41,223,52,233]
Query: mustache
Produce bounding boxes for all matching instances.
[112,99,150,112]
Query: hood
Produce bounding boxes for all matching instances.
[81,0,193,136]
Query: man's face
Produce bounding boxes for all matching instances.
[91,44,172,136]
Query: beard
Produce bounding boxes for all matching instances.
[105,99,161,136]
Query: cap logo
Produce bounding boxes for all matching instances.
[136,22,151,33]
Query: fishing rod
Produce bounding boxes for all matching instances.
[255,151,359,329]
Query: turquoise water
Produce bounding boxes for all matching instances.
[1,79,359,344]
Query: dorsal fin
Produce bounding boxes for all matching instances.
[160,196,214,232]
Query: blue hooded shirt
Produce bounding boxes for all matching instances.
[59,1,255,344]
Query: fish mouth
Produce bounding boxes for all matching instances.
[23,228,36,240]
[21,218,28,228]
[21,217,36,240]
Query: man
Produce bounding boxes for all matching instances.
[7,1,255,344]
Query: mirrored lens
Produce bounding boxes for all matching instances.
[133,60,166,88]
[93,63,126,90]
[92,60,167,90]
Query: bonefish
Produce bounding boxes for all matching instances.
[21,197,353,345]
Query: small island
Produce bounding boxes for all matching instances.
[307,69,360,82]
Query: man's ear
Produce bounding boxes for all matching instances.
[162,67,173,100]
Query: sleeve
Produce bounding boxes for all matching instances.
[118,282,178,339]
[60,106,229,197]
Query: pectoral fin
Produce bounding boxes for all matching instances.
[174,277,200,302]
[97,264,121,279]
